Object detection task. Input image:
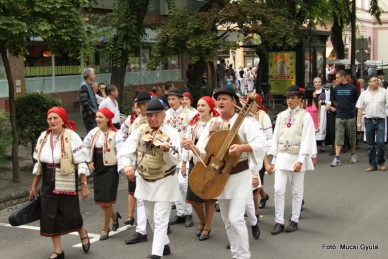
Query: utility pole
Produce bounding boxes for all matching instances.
[350,0,356,77]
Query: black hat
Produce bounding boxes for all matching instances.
[285,85,303,97]
[145,99,166,113]
[377,70,385,76]
[166,88,183,97]
[136,90,151,104]
[213,87,239,102]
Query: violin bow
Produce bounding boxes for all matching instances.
[188,142,207,167]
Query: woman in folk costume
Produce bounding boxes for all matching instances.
[29,106,91,259]
[313,77,328,152]
[84,107,124,240]
[239,94,272,241]
[183,96,219,241]
[181,92,198,114]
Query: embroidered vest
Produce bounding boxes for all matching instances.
[277,109,307,154]
[135,124,168,181]
[164,107,192,142]
[89,127,117,166]
[34,129,75,175]
[132,115,147,131]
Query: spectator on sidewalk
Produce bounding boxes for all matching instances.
[356,76,388,172]
[330,70,359,167]
[79,67,98,133]
[99,85,121,130]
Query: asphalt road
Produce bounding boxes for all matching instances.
[1,143,387,259]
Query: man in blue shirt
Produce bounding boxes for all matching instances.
[331,70,359,167]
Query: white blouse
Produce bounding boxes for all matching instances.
[32,131,89,175]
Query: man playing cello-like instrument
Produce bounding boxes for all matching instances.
[182,87,266,259]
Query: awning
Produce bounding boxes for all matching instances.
[326,47,334,58]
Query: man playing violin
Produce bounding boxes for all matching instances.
[183,87,266,259]
[118,99,181,259]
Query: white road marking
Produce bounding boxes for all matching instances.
[0,222,135,247]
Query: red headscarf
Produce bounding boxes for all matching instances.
[254,93,267,112]
[189,96,220,125]
[182,92,194,104]
[97,107,117,131]
[47,106,77,131]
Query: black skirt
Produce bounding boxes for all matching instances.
[93,148,119,206]
[186,160,216,205]
[40,164,83,236]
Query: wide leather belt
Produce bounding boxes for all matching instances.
[143,165,177,182]
[43,163,60,168]
[230,160,249,175]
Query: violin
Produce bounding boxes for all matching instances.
[142,129,179,154]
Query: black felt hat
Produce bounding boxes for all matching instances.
[213,87,239,102]
[285,85,303,97]
[166,88,183,97]
[145,99,166,113]
[136,90,151,104]
[376,70,385,76]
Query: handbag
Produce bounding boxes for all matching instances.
[8,196,41,226]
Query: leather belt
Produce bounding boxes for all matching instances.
[44,163,60,168]
[143,165,177,182]
[230,160,249,175]
[95,147,103,152]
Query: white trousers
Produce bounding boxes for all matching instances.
[175,168,192,217]
[143,200,171,257]
[245,191,258,226]
[219,198,251,259]
[274,169,305,224]
[135,199,147,235]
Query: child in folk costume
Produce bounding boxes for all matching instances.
[84,108,124,240]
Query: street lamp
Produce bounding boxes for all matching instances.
[231,50,236,68]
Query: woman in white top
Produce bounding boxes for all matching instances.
[183,96,220,241]
[29,106,91,259]
[84,107,124,241]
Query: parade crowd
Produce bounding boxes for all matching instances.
[28,66,388,259]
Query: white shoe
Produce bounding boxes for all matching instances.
[330,158,341,167]
[350,154,357,163]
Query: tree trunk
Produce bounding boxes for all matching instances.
[187,58,211,103]
[208,61,216,90]
[110,50,129,110]
[0,46,20,183]
[331,13,345,59]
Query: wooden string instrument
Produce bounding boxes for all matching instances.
[188,93,256,199]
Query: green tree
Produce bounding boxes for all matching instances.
[0,0,91,182]
[0,110,12,163]
[15,93,62,161]
[97,0,177,108]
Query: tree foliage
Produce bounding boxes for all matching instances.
[0,0,91,182]
[0,110,12,163]
[15,93,61,151]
